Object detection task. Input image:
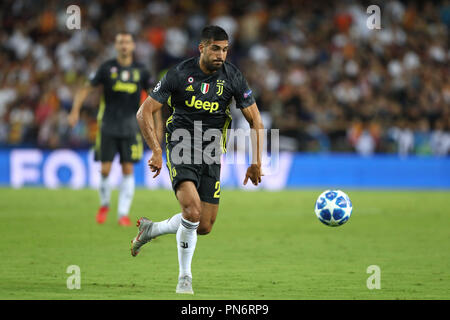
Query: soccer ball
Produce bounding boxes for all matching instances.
[315,190,352,227]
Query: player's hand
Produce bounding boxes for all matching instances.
[68,112,79,128]
[148,151,162,178]
[243,164,263,186]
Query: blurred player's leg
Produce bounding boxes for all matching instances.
[175,181,201,294]
[97,162,112,224]
[118,162,134,226]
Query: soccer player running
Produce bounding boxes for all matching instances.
[68,32,161,226]
[131,26,264,294]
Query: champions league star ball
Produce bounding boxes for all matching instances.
[315,190,353,227]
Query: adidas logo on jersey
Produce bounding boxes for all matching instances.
[185,85,194,92]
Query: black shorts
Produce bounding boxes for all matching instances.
[94,131,143,163]
[165,142,221,205]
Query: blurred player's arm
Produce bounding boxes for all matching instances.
[68,84,96,127]
[69,63,105,127]
[137,96,164,178]
[241,103,264,186]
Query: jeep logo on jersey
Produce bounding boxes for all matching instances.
[185,96,219,113]
[200,83,210,94]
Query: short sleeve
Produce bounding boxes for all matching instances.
[232,70,255,109]
[149,68,177,104]
[89,63,106,86]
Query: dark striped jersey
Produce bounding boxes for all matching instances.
[149,57,255,152]
[89,59,151,137]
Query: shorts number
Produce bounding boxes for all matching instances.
[131,144,138,160]
[131,144,142,160]
[213,181,220,198]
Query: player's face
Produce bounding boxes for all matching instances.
[199,40,229,72]
[115,34,135,58]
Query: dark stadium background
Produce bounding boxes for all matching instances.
[0,0,449,188]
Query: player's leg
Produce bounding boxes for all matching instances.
[131,136,197,240]
[97,161,112,223]
[174,161,222,293]
[117,134,142,226]
[95,131,117,224]
[135,200,218,238]
[197,202,219,235]
[138,142,182,236]
[148,212,182,237]
[142,202,217,237]
[131,178,202,294]
[117,162,134,226]
[131,142,192,255]
[174,180,201,294]
[149,202,218,236]
[196,163,221,235]
[99,162,112,207]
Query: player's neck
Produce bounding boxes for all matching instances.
[117,55,133,67]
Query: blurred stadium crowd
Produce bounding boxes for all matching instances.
[0,0,449,156]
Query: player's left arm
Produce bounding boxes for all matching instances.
[241,103,264,186]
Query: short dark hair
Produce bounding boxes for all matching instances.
[200,25,229,44]
[116,31,135,41]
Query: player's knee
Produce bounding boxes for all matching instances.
[182,201,202,222]
[198,216,216,235]
[197,224,213,235]
[101,163,112,176]
[122,163,134,175]
[100,169,110,177]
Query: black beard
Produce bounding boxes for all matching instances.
[205,60,223,72]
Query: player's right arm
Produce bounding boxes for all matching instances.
[138,68,178,178]
[69,63,105,127]
[153,108,164,145]
[68,84,95,127]
[136,96,164,178]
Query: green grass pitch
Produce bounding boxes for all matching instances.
[0,188,448,300]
